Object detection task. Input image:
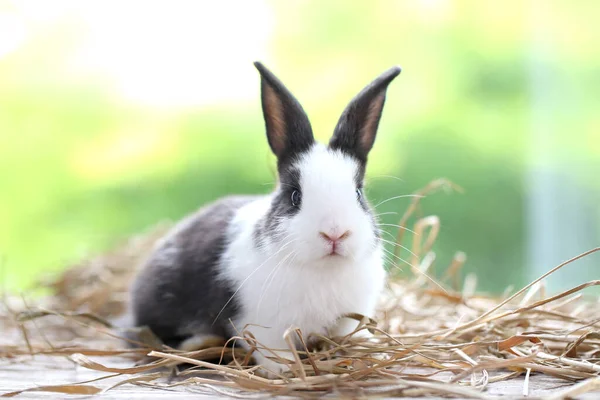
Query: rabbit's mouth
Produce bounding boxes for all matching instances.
[324,247,347,258]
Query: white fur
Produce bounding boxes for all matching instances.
[220,144,386,376]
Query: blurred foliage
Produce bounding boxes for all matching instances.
[1,0,599,292]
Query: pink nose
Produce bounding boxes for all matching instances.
[320,231,351,255]
[319,230,351,243]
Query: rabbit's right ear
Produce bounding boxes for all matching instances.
[254,62,314,164]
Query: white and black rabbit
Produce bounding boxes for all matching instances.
[130,62,401,376]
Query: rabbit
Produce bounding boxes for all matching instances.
[129,61,401,377]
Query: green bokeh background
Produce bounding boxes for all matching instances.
[1,1,599,293]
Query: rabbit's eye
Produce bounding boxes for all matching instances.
[356,188,363,201]
[291,190,302,207]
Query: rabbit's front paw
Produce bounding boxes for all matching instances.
[253,351,293,379]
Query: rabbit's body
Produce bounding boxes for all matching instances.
[130,62,401,376]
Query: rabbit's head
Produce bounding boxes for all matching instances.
[254,62,401,267]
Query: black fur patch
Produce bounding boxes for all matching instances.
[354,159,367,188]
[130,196,258,345]
[255,159,304,245]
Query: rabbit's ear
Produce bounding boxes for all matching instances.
[254,62,314,163]
[329,66,401,163]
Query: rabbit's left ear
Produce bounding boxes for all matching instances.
[329,66,401,163]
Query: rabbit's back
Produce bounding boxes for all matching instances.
[130,195,261,347]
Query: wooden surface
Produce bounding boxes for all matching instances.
[0,355,598,399]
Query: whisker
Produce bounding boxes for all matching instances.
[271,252,297,295]
[375,194,424,208]
[383,248,448,294]
[383,254,403,273]
[259,250,292,294]
[378,229,397,240]
[275,253,298,315]
[349,249,357,263]
[379,238,417,257]
[212,238,297,325]
[378,223,418,235]
[256,250,296,314]
[374,211,399,218]
[369,174,405,182]
[382,247,417,270]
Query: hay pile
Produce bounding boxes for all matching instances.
[1,180,599,398]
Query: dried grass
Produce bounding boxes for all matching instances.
[1,180,599,398]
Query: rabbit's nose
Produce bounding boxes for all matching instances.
[320,230,351,255]
[319,230,351,243]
